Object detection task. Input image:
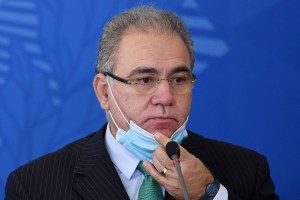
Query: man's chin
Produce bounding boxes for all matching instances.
[144,118,178,136]
[148,128,174,138]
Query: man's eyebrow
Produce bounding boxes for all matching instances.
[127,65,192,78]
[127,67,158,77]
[170,66,192,75]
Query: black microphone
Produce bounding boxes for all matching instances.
[166,141,190,200]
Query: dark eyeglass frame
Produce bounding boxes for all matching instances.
[103,72,136,84]
[103,72,197,85]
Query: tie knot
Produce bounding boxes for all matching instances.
[137,162,149,176]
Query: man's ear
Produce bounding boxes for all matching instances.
[93,73,109,110]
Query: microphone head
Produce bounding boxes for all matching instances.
[166,141,180,160]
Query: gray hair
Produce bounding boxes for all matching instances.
[95,6,194,74]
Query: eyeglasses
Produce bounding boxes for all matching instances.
[104,72,196,95]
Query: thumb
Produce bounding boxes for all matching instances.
[154,132,171,147]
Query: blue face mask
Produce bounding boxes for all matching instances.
[107,77,189,163]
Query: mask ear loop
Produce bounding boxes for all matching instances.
[106,77,130,126]
[107,110,119,130]
[170,115,189,139]
[179,115,189,130]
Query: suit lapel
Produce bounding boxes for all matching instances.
[73,124,129,200]
[181,131,211,167]
[182,131,220,177]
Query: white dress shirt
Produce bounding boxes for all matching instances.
[104,124,228,200]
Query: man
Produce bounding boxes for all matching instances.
[5,6,278,200]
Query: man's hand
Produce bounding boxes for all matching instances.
[143,132,214,200]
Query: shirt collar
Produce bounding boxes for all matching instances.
[104,123,140,180]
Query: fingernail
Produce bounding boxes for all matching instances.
[154,132,160,139]
[143,161,149,167]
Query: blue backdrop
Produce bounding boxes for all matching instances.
[0,0,299,199]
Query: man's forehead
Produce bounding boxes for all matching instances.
[126,65,192,77]
[113,28,192,76]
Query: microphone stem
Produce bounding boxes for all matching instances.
[174,161,190,200]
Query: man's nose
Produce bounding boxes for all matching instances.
[151,79,174,106]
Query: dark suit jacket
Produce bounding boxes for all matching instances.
[5,124,279,200]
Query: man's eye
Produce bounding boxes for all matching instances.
[136,77,155,85]
[172,76,187,84]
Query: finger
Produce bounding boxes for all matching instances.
[144,161,182,197]
[143,161,168,185]
[154,132,171,147]
[144,161,178,191]
[152,154,172,176]
[153,146,173,169]
[152,152,164,171]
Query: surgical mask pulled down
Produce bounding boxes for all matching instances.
[106,77,188,163]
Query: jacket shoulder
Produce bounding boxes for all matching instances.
[185,130,261,159]
[10,130,101,186]
[5,130,103,199]
[21,131,98,168]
